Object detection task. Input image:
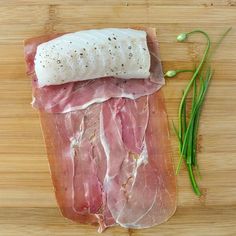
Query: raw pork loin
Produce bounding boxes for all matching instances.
[24,28,176,232]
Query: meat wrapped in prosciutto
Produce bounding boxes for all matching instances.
[24,27,176,232]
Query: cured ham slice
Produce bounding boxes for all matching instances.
[38,92,176,232]
[101,93,176,229]
[24,27,176,232]
[39,106,105,224]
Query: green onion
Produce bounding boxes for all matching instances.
[165,70,177,78]
[165,69,193,78]
[177,33,188,42]
[166,27,231,196]
[178,30,211,155]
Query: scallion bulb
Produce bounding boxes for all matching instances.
[165,70,177,78]
[177,33,188,42]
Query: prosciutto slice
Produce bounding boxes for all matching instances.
[39,105,105,225]
[24,27,176,232]
[101,93,176,229]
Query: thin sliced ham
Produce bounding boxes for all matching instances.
[101,92,176,229]
[24,27,176,232]
[39,105,106,224]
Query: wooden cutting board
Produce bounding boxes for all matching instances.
[0,1,236,235]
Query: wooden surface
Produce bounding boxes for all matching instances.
[0,0,236,235]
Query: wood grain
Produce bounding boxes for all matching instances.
[0,1,236,235]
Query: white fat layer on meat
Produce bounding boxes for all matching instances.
[63,97,108,113]
[120,92,135,100]
[69,138,77,158]
[31,96,36,106]
[34,28,150,87]
[129,140,149,189]
[84,182,90,199]
[99,108,115,192]
[61,95,134,113]
[100,107,120,184]
[137,140,149,168]
[67,113,86,213]
[99,110,110,160]
[69,115,85,157]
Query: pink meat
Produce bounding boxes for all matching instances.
[24,27,176,232]
[40,104,118,228]
[101,92,176,229]
[40,103,119,229]
[39,92,176,231]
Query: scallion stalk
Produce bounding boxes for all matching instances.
[165,27,232,196]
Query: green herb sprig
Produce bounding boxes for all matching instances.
[165,27,232,196]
